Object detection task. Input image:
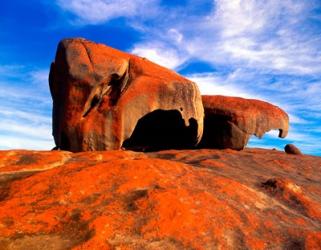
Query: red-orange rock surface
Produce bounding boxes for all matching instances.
[201,95,289,150]
[49,38,204,152]
[1,149,320,249]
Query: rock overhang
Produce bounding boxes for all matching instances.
[200,95,289,150]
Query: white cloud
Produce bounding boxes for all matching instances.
[54,0,321,74]
[0,84,51,106]
[132,42,187,70]
[187,72,255,98]
[53,0,321,76]
[211,0,269,37]
[0,108,51,124]
[288,114,309,125]
[0,119,52,140]
[0,67,54,150]
[31,69,49,83]
[0,135,53,150]
[184,0,321,75]
[168,29,183,44]
[56,0,160,24]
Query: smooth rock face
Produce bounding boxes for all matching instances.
[285,144,302,155]
[0,149,320,249]
[200,95,289,150]
[49,38,204,152]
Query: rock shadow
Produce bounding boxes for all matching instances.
[122,109,198,152]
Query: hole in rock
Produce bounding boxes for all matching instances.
[278,129,285,137]
[60,131,71,150]
[200,113,232,148]
[122,109,198,152]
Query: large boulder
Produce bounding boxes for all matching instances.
[49,38,204,152]
[200,95,289,150]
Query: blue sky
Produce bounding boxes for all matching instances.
[1,0,321,155]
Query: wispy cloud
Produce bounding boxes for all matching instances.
[195,0,321,74]
[0,119,51,140]
[0,135,53,150]
[56,0,160,24]
[0,66,54,150]
[132,42,187,69]
[187,72,255,98]
[0,108,51,124]
[31,69,49,83]
[54,0,321,75]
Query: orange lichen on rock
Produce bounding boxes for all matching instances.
[0,148,320,249]
[49,38,203,152]
[200,95,289,150]
[305,232,321,249]
[261,178,321,221]
[0,150,72,173]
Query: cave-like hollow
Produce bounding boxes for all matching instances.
[122,109,198,152]
[199,112,232,149]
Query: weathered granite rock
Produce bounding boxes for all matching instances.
[49,38,204,152]
[285,144,302,155]
[0,149,320,249]
[200,95,289,150]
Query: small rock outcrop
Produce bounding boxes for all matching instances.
[285,144,302,155]
[49,38,204,152]
[200,95,289,150]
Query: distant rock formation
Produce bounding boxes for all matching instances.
[49,38,204,152]
[200,95,289,150]
[285,144,302,155]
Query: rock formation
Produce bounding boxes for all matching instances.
[49,38,291,153]
[285,144,302,155]
[49,38,204,152]
[200,95,289,150]
[0,149,320,249]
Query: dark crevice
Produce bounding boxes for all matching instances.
[200,113,233,148]
[82,94,100,118]
[81,60,131,118]
[199,112,248,150]
[60,131,71,150]
[261,179,278,191]
[108,61,131,106]
[122,109,198,152]
[108,73,125,106]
